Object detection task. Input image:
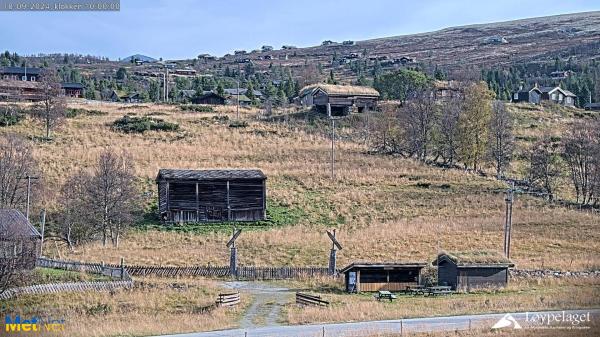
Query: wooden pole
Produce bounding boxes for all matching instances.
[120,257,125,280]
[39,209,46,256]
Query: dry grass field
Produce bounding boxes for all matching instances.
[1,100,599,271]
[3,276,245,337]
[283,277,600,325]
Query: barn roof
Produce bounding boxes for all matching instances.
[299,84,380,98]
[0,209,41,239]
[433,251,514,268]
[340,261,427,273]
[157,169,266,181]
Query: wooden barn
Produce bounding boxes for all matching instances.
[192,92,226,105]
[0,209,42,270]
[299,84,380,116]
[156,169,267,223]
[434,251,514,291]
[340,262,426,293]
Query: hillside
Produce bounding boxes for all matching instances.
[207,11,600,74]
[2,101,595,272]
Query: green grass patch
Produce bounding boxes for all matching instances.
[136,199,305,234]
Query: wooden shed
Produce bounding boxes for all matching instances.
[0,209,42,270]
[433,251,514,291]
[299,84,380,116]
[191,92,226,105]
[340,262,426,293]
[156,169,267,223]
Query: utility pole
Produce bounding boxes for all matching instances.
[237,62,240,120]
[39,209,46,256]
[503,182,514,258]
[17,174,39,221]
[165,68,169,102]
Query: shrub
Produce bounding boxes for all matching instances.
[180,105,214,113]
[229,120,248,128]
[112,115,179,133]
[0,105,25,126]
[66,108,107,118]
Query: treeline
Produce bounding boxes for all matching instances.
[368,78,600,206]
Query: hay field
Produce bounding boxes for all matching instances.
[2,101,599,271]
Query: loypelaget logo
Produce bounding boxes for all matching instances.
[492,311,593,330]
[4,315,65,333]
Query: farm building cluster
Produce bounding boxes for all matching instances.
[342,251,514,293]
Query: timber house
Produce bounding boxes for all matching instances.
[157,169,267,223]
[299,84,380,116]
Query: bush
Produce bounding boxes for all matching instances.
[112,115,179,133]
[66,108,107,118]
[180,105,214,113]
[0,105,24,126]
[229,120,248,128]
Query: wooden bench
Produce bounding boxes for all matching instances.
[376,290,397,302]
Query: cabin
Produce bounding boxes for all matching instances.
[340,262,426,293]
[0,80,44,101]
[540,86,576,107]
[433,80,461,100]
[512,86,542,104]
[0,66,41,82]
[433,251,514,291]
[174,68,197,76]
[299,84,380,115]
[512,85,576,106]
[61,82,84,97]
[0,209,42,270]
[156,169,267,223]
[192,92,226,105]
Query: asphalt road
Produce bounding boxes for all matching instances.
[155,309,599,337]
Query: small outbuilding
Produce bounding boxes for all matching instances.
[0,209,42,269]
[192,92,226,105]
[157,169,267,223]
[299,84,380,116]
[340,262,426,293]
[433,251,514,291]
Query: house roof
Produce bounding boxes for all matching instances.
[156,169,266,181]
[224,88,263,97]
[180,89,196,98]
[0,80,42,90]
[61,82,84,89]
[0,66,42,75]
[340,261,427,274]
[227,94,251,102]
[0,209,41,239]
[299,84,380,98]
[433,251,514,268]
[584,102,600,108]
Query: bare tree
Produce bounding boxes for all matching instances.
[563,120,600,205]
[79,150,140,247]
[0,134,38,209]
[528,137,563,201]
[434,96,462,165]
[49,176,96,250]
[399,89,438,161]
[32,68,66,139]
[488,101,514,179]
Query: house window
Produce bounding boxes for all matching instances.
[552,93,557,100]
[30,76,36,81]
[513,93,518,100]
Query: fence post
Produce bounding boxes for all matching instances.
[120,257,125,280]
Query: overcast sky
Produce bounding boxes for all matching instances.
[0,0,598,60]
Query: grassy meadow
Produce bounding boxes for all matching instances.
[1,100,598,271]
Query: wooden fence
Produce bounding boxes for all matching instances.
[37,258,331,280]
[0,280,133,300]
[216,292,240,307]
[296,292,329,306]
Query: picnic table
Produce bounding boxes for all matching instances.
[376,290,397,302]
[405,285,426,295]
[426,286,453,296]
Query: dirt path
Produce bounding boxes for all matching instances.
[222,281,294,329]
